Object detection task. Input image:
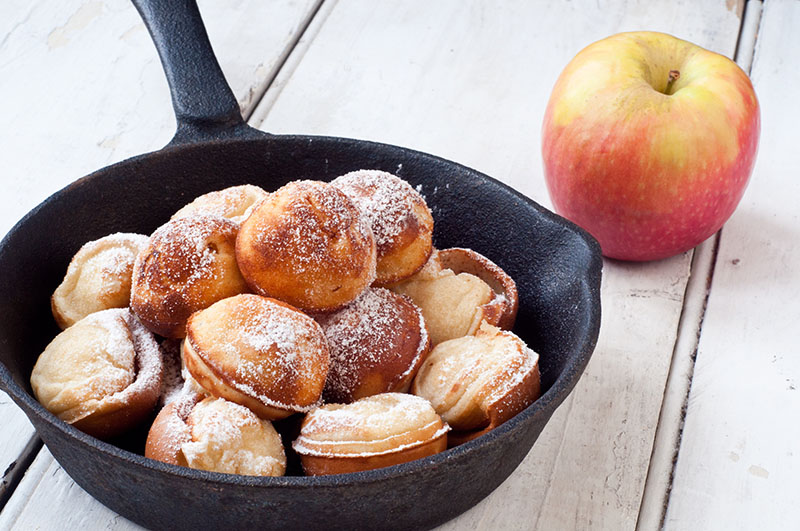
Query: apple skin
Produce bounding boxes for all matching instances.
[542,31,760,261]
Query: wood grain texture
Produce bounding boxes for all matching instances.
[0,449,143,530]
[0,0,318,521]
[252,1,743,529]
[0,0,763,529]
[665,1,800,529]
[637,3,762,528]
[0,394,36,506]
[0,0,320,237]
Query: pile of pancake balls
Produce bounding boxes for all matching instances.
[31,170,540,477]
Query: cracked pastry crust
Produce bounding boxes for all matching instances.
[183,294,329,420]
[293,393,449,476]
[30,308,163,439]
[436,248,518,331]
[390,248,518,345]
[145,395,286,477]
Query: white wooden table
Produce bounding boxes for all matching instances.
[0,1,796,529]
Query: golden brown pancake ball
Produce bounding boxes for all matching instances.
[331,170,433,285]
[317,287,430,403]
[182,294,330,420]
[292,393,449,475]
[51,233,149,329]
[236,180,377,313]
[130,215,248,338]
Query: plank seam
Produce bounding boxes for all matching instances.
[733,0,764,70]
[241,0,327,121]
[656,233,721,531]
[247,0,340,128]
[635,1,764,528]
[0,436,43,512]
[531,395,578,531]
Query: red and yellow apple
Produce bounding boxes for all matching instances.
[542,31,760,261]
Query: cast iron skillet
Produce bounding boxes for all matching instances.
[0,1,602,529]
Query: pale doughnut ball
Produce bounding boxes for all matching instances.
[391,256,494,345]
[171,184,268,224]
[183,397,286,476]
[31,308,163,439]
[51,233,149,329]
[145,396,286,477]
[331,170,433,285]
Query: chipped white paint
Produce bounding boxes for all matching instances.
[665,1,800,529]
[0,393,35,501]
[47,1,104,49]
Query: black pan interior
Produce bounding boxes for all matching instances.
[0,134,601,528]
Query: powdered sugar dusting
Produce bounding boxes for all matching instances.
[85,308,136,372]
[484,341,538,406]
[131,215,246,336]
[415,324,538,428]
[78,233,149,282]
[151,391,202,462]
[79,233,148,252]
[332,170,430,254]
[146,216,226,286]
[462,325,538,409]
[116,310,162,400]
[236,307,300,357]
[158,339,185,407]
[319,288,428,401]
[180,397,286,476]
[172,185,268,224]
[293,421,449,458]
[191,294,328,413]
[156,405,193,459]
[306,393,433,436]
[293,393,448,457]
[66,309,162,413]
[253,181,375,278]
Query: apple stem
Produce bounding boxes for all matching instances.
[665,70,680,94]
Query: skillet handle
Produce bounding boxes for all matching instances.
[131,0,266,145]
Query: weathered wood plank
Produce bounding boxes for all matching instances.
[664,1,800,528]
[0,0,318,520]
[636,2,762,528]
[0,396,38,507]
[0,0,320,237]
[0,449,142,530]
[252,1,744,529]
